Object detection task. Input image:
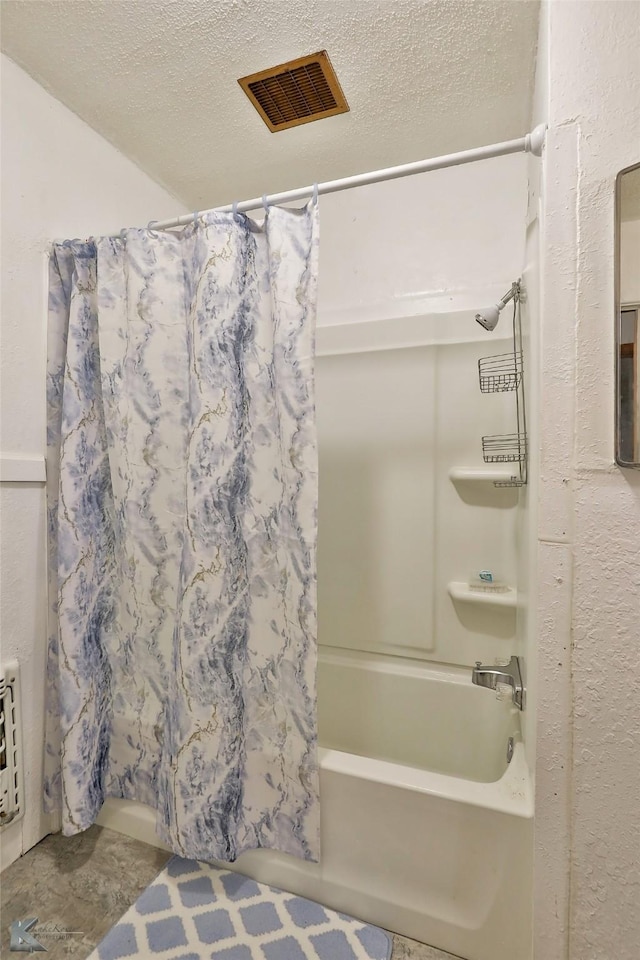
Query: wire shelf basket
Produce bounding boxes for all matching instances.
[478,352,523,393]
[481,433,528,464]
[493,476,527,488]
[477,281,528,487]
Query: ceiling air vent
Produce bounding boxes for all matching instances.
[238,51,349,132]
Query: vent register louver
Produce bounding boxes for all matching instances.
[0,661,23,828]
[238,51,349,131]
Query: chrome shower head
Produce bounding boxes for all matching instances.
[475,282,520,332]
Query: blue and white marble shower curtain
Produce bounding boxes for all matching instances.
[44,205,320,863]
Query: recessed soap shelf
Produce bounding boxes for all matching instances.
[447,581,517,608]
[449,467,520,484]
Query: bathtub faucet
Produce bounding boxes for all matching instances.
[472,656,525,710]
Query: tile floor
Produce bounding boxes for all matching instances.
[0,826,461,959]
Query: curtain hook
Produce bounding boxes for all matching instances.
[262,193,269,214]
[312,182,319,205]
[120,227,127,240]
[147,220,159,235]
[193,211,198,227]
[232,201,239,217]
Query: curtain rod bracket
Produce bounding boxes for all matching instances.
[525,124,546,158]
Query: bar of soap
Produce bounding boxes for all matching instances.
[468,572,509,592]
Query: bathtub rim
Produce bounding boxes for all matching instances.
[96,740,533,854]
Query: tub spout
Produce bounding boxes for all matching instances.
[472,656,524,710]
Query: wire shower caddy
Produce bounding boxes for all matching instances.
[478,351,523,393]
[479,281,528,487]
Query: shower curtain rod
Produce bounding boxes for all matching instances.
[123,124,546,234]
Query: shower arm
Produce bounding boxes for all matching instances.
[498,282,520,310]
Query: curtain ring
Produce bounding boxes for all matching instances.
[232,201,239,217]
[312,182,319,205]
[193,211,198,227]
[147,220,159,235]
[120,227,127,240]
[262,193,269,213]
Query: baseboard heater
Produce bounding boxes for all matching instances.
[0,661,24,828]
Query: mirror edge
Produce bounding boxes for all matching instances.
[615,161,640,469]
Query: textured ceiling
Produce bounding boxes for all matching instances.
[1,0,540,210]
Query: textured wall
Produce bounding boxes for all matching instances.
[534,3,640,958]
[0,55,185,870]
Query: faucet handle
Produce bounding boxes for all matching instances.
[475,660,482,668]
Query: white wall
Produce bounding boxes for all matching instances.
[533,3,640,959]
[0,55,185,870]
[518,0,553,799]
[313,154,529,670]
[316,324,522,668]
[528,5,575,960]
[316,153,528,325]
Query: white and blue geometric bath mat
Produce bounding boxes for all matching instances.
[89,855,392,960]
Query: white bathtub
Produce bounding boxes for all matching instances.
[98,647,533,960]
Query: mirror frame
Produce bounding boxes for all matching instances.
[615,161,640,468]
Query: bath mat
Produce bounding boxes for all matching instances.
[89,855,392,960]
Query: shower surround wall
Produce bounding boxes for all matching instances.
[316,322,522,670]
[317,154,528,326]
[0,55,186,871]
[317,152,530,670]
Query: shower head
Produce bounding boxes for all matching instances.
[475,282,520,332]
[475,303,503,331]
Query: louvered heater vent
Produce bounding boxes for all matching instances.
[0,661,24,828]
[238,51,349,132]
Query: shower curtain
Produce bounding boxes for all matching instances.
[44,204,320,863]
